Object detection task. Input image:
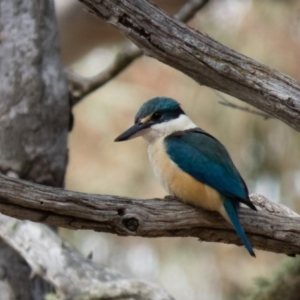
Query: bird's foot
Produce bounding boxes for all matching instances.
[164,195,176,200]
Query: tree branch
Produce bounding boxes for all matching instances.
[215,92,272,120]
[68,0,210,104]
[0,174,299,256]
[77,0,300,132]
[67,43,142,104]
[0,214,174,300]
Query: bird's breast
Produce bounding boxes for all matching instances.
[148,138,223,212]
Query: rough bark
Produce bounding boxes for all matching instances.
[78,0,300,132]
[0,239,54,300]
[0,0,69,186]
[0,0,69,298]
[0,214,174,300]
[0,174,299,256]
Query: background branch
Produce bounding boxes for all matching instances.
[0,214,174,300]
[77,0,300,132]
[0,174,299,256]
[67,43,142,104]
[68,0,210,104]
[215,92,272,120]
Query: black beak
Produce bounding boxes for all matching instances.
[114,123,151,142]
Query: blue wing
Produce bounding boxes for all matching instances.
[164,128,256,210]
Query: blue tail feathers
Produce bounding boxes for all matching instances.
[223,199,256,257]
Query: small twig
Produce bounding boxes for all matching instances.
[67,44,142,104]
[173,0,209,21]
[68,0,210,105]
[215,92,272,120]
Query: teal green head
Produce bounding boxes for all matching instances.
[115,97,195,142]
[134,97,183,123]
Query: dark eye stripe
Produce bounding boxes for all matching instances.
[152,112,163,120]
[155,108,185,123]
[135,107,185,124]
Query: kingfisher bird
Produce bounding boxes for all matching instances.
[115,97,257,257]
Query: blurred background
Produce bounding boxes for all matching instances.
[55,0,300,299]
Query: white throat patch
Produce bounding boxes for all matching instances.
[142,114,197,143]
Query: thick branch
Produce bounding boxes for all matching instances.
[68,0,210,104]
[0,174,299,256]
[0,214,174,300]
[78,0,300,132]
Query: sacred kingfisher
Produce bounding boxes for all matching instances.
[115,97,257,257]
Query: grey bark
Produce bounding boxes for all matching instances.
[78,0,300,132]
[0,239,54,300]
[0,0,69,186]
[0,0,69,298]
[0,214,174,300]
[0,174,299,256]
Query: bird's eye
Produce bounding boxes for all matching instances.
[152,112,163,120]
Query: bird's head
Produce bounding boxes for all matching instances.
[115,97,196,143]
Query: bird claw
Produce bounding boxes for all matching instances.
[164,195,175,200]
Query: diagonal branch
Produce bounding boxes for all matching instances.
[0,174,299,256]
[67,43,142,104]
[68,0,210,104]
[76,0,300,132]
[0,214,174,300]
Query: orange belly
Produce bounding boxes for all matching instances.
[148,138,224,212]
